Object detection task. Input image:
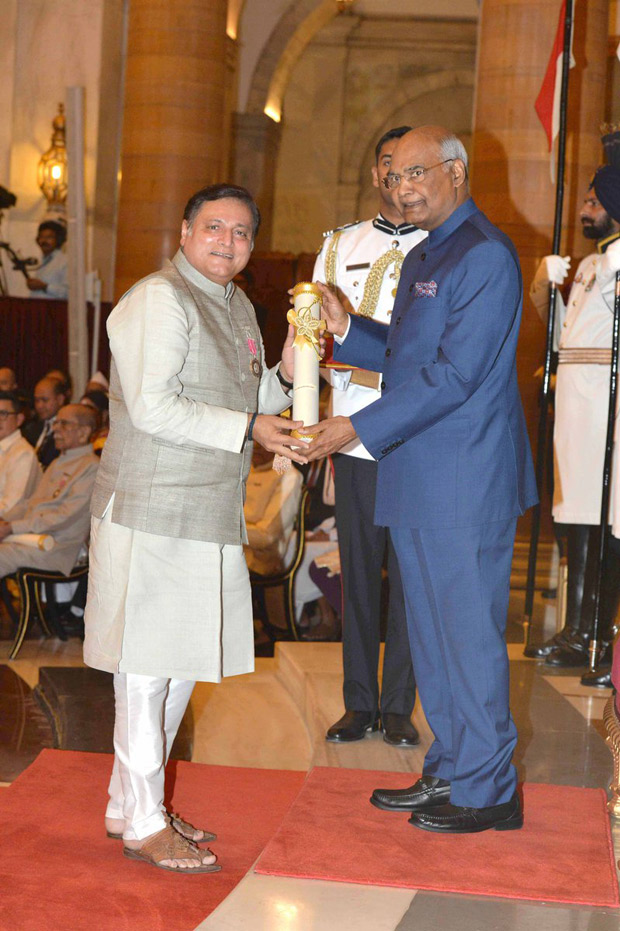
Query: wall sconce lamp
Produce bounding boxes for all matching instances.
[38,103,68,206]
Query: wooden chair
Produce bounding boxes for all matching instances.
[1,563,89,660]
[249,486,309,643]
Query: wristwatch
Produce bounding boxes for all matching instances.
[276,367,294,390]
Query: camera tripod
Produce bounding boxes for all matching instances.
[0,209,37,295]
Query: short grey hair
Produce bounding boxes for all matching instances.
[440,133,468,172]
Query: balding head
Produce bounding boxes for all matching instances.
[34,377,67,421]
[0,368,16,391]
[52,404,96,452]
[388,126,469,231]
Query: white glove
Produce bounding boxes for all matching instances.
[602,239,620,276]
[533,255,571,288]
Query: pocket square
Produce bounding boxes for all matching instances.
[414,280,437,298]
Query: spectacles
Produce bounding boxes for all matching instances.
[0,410,17,420]
[382,159,454,190]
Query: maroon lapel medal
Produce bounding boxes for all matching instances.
[247,329,261,377]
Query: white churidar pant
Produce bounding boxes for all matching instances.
[106,672,194,840]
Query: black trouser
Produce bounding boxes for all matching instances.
[558,523,620,641]
[333,453,416,716]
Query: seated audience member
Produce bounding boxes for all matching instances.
[46,369,73,402]
[307,545,342,638]
[244,444,303,576]
[0,404,99,577]
[84,371,109,395]
[0,368,17,392]
[291,454,341,638]
[0,391,41,518]
[26,221,68,300]
[22,376,69,468]
[295,516,341,640]
[80,390,109,453]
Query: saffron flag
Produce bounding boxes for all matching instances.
[534,0,575,176]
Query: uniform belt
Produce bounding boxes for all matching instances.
[350,369,381,390]
[558,348,612,365]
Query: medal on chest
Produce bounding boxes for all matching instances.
[246,329,262,378]
[52,472,70,499]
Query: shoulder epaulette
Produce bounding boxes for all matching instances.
[322,220,362,239]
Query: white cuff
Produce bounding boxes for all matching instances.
[333,316,351,345]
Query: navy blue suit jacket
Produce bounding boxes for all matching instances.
[334,198,538,529]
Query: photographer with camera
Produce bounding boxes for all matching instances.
[26,220,68,300]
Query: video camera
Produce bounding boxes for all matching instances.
[0,186,17,211]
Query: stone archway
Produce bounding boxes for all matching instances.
[245,0,338,118]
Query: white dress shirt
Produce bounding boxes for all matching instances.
[0,428,41,518]
[30,249,68,300]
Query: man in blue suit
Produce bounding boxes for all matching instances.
[304,125,538,834]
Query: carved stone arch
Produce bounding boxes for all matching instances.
[233,0,339,246]
[246,0,337,117]
[227,0,246,40]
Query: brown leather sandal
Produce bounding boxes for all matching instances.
[170,812,217,843]
[107,811,217,842]
[123,825,221,874]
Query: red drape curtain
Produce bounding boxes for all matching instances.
[0,297,112,393]
[0,253,317,393]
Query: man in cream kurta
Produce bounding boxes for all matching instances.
[83,184,306,873]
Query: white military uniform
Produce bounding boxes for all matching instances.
[312,215,427,719]
[314,216,427,456]
[530,233,620,527]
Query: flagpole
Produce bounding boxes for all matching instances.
[589,273,620,671]
[523,0,574,650]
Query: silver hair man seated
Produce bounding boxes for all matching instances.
[0,403,98,575]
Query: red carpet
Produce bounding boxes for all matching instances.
[0,749,306,931]
[255,767,620,908]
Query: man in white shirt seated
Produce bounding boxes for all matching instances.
[0,404,99,576]
[26,220,68,300]
[0,391,41,519]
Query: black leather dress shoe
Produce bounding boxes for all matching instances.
[381,713,419,747]
[581,667,612,688]
[370,775,450,812]
[409,792,522,834]
[326,711,379,742]
[523,627,573,658]
[545,635,589,667]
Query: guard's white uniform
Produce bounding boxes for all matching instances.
[530,237,620,527]
[313,216,427,458]
[311,215,427,719]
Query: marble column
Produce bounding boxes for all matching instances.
[230,112,282,250]
[471,0,609,465]
[114,0,227,297]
